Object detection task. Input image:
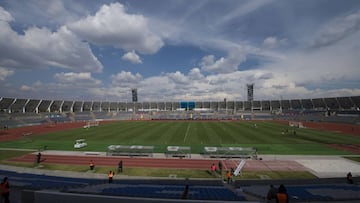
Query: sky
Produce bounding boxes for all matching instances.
[0,0,360,102]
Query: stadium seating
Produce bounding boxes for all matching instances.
[252,101,261,110]
[312,98,326,109]
[2,168,247,201]
[350,96,360,108]
[72,101,83,112]
[243,101,251,111]
[38,100,52,112]
[109,102,118,111]
[280,100,291,110]
[61,101,73,112]
[101,102,110,112]
[25,99,41,113]
[100,184,246,201]
[242,184,360,202]
[261,100,271,111]
[234,101,243,111]
[0,169,102,190]
[301,99,313,109]
[270,100,281,110]
[49,100,62,112]
[0,98,15,111]
[92,101,101,111]
[10,98,28,113]
[337,97,355,109]
[0,96,358,126]
[290,99,302,110]
[324,97,340,110]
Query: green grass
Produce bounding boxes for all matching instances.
[0,149,35,161]
[0,121,358,155]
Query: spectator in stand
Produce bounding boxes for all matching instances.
[181,184,189,199]
[347,172,353,184]
[0,177,10,203]
[276,184,288,203]
[267,184,277,202]
[108,170,114,183]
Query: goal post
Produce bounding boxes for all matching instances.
[289,121,304,128]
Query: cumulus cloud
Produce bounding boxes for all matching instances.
[311,9,360,48]
[0,6,14,22]
[0,7,103,73]
[0,67,14,80]
[167,71,189,85]
[199,50,246,73]
[263,36,287,49]
[188,68,204,80]
[121,50,142,64]
[111,71,143,87]
[54,72,101,86]
[199,55,230,73]
[20,85,34,91]
[68,2,164,54]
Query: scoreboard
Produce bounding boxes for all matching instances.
[179,101,195,110]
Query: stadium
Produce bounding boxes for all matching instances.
[1,1,360,203]
[0,95,359,203]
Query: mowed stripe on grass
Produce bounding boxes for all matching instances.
[0,121,358,155]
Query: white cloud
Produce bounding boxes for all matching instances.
[20,85,34,91]
[0,67,14,80]
[0,7,103,73]
[167,71,189,85]
[68,2,164,54]
[0,6,14,22]
[263,36,287,49]
[188,68,204,80]
[111,71,143,87]
[122,50,142,64]
[199,50,246,73]
[311,9,360,48]
[54,72,101,86]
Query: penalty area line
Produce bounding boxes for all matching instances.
[183,123,190,143]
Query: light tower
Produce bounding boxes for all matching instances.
[247,83,254,103]
[131,88,138,102]
[247,83,254,117]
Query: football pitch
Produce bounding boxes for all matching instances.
[0,121,358,155]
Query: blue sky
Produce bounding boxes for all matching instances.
[0,0,359,102]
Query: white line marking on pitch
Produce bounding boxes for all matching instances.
[184,123,190,143]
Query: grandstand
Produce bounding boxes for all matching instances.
[0,96,359,203]
[0,96,359,128]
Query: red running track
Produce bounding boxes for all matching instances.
[9,153,307,172]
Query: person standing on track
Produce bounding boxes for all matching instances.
[36,152,42,164]
[226,170,232,184]
[89,160,95,170]
[118,160,123,173]
[211,163,216,176]
[218,161,223,175]
[347,172,353,184]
